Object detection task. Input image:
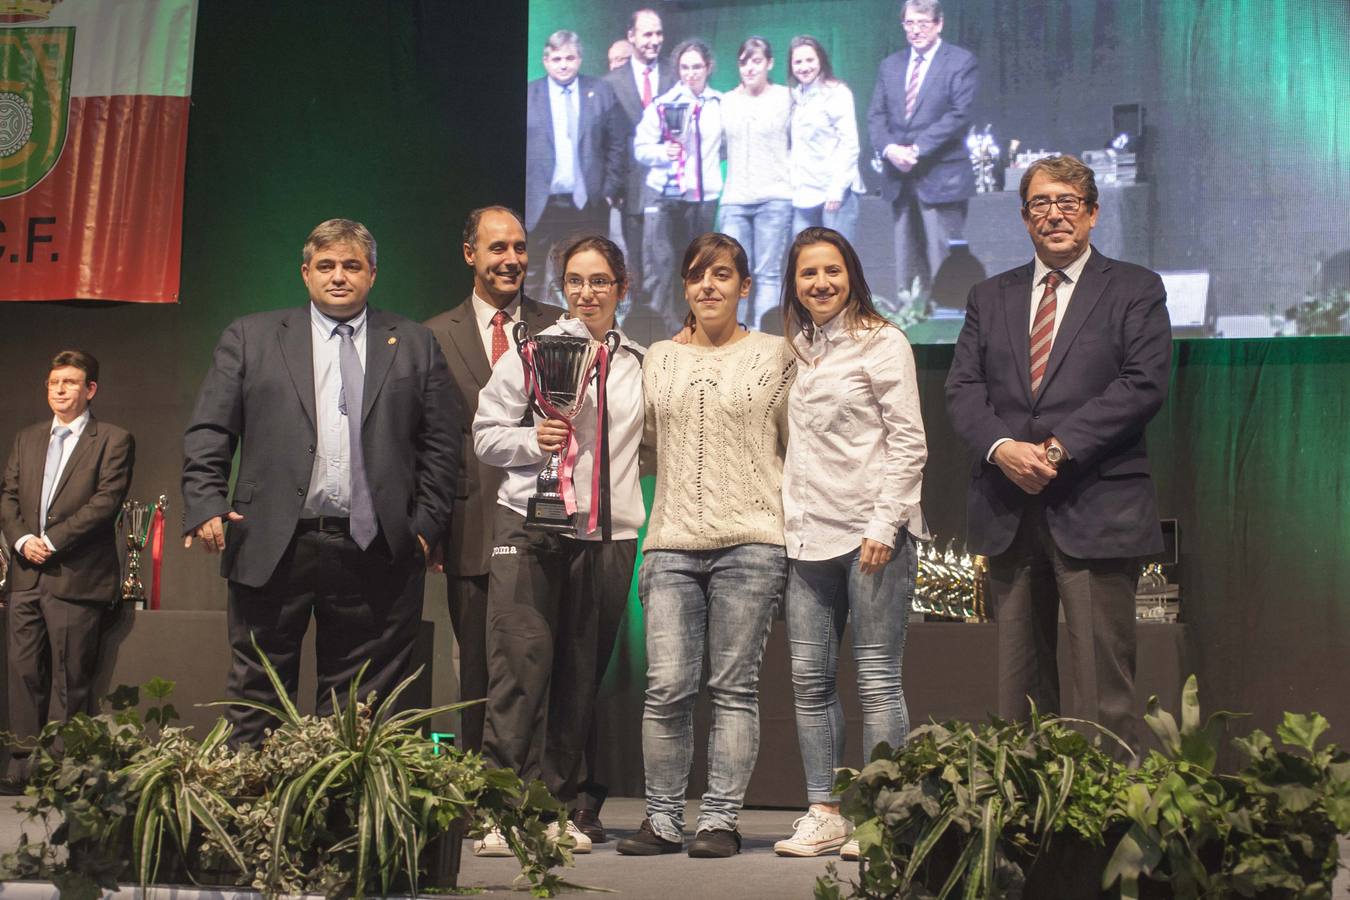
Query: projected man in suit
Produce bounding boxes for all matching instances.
[868,0,977,294]
[182,218,459,747]
[603,8,674,313]
[423,206,561,756]
[525,31,626,304]
[2,350,134,787]
[945,156,1172,754]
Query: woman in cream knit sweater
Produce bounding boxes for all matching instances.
[615,233,796,859]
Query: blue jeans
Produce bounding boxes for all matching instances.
[785,536,916,803]
[639,544,786,840]
[718,200,793,331]
[792,191,860,247]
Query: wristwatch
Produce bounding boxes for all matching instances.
[1045,441,1065,468]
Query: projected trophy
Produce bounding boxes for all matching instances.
[514,322,620,533]
[120,494,167,609]
[658,101,691,197]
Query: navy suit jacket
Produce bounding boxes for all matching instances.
[525,74,626,230]
[1,416,134,602]
[181,304,460,588]
[945,248,1172,559]
[604,60,675,211]
[867,41,978,205]
[423,295,561,577]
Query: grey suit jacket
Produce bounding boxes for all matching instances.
[525,74,627,230]
[181,304,460,588]
[867,42,978,205]
[1,416,135,602]
[424,295,562,577]
[945,247,1172,560]
[604,60,675,211]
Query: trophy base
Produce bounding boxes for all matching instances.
[525,496,577,534]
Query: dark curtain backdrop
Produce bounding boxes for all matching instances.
[0,0,1346,760]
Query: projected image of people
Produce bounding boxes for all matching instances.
[522,1,1350,345]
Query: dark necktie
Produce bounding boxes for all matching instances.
[1029,270,1064,395]
[905,53,924,119]
[334,323,377,549]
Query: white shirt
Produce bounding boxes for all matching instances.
[635,83,724,200]
[548,77,579,195]
[986,245,1093,462]
[629,55,658,105]
[473,317,647,541]
[303,303,367,518]
[905,37,942,103]
[790,79,864,208]
[783,318,929,560]
[15,409,91,554]
[471,291,524,366]
[721,83,792,205]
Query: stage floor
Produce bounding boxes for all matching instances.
[1,797,1347,898]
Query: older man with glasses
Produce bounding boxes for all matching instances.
[867,0,978,297]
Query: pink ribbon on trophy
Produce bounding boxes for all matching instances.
[149,505,165,610]
[520,340,613,533]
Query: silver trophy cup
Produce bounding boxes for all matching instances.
[514,322,619,533]
[120,494,167,609]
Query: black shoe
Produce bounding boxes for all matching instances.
[0,776,25,796]
[570,808,608,843]
[616,818,682,855]
[688,828,741,858]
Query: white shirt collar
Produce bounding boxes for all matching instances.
[310,302,367,338]
[911,37,942,62]
[51,408,90,437]
[630,54,657,80]
[1032,245,1093,287]
[471,291,522,333]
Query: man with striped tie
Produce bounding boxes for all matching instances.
[945,155,1173,756]
[867,0,977,296]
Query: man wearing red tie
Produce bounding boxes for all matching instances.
[945,155,1172,754]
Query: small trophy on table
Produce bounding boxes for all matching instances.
[120,494,167,609]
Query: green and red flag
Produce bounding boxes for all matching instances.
[0,0,197,302]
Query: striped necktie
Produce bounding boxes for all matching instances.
[905,53,924,119]
[1029,270,1064,395]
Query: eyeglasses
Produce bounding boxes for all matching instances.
[563,274,618,293]
[1024,195,1088,216]
[902,19,938,31]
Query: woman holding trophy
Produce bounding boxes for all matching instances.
[471,235,646,855]
[771,227,928,860]
[615,233,796,859]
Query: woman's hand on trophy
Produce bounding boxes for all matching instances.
[536,419,570,454]
[665,141,682,160]
[858,537,894,575]
[185,511,243,553]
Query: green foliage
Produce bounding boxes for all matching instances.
[818,677,1346,900]
[0,644,572,898]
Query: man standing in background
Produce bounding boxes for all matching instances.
[604,8,675,317]
[525,31,626,304]
[2,351,134,790]
[425,206,560,761]
[868,0,977,296]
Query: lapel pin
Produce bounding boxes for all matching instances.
[388,336,397,345]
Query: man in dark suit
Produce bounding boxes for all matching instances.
[525,30,626,304]
[2,350,134,786]
[182,218,458,747]
[423,206,560,757]
[603,8,674,313]
[868,0,977,295]
[945,155,1172,754]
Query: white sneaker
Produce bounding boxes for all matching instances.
[473,826,511,858]
[773,809,851,857]
[840,837,860,860]
[546,819,593,854]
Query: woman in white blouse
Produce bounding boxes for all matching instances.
[771,227,928,860]
[720,36,793,332]
[787,36,865,245]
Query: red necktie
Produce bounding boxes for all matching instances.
[642,66,653,107]
[905,53,924,119]
[1029,270,1063,394]
[490,310,509,365]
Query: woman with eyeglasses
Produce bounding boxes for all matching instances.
[719,35,793,332]
[616,232,796,859]
[472,234,646,855]
[771,227,927,860]
[787,36,865,245]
